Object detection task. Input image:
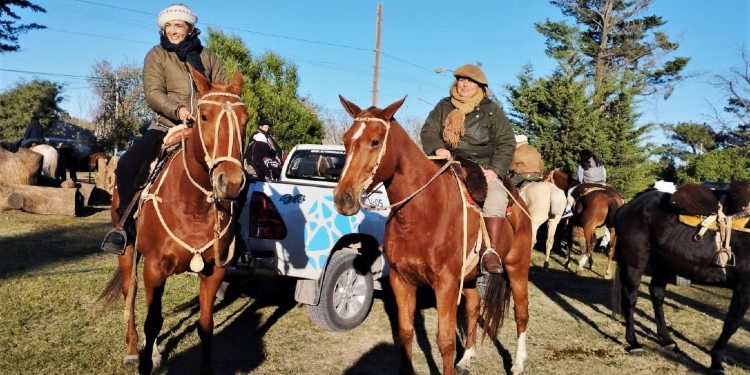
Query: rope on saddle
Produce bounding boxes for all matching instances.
[454,170,488,305]
[680,205,750,268]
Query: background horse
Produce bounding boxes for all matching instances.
[564,184,624,278]
[518,180,566,270]
[99,68,248,374]
[612,184,750,374]
[29,144,58,179]
[333,96,532,375]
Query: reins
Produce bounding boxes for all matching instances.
[354,116,458,211]
[142,91,246,273]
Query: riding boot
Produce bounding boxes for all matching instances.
[481,217,505,274]
[101,129,164,255]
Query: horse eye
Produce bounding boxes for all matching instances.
[201,114,208,121]
[371,140,380,148]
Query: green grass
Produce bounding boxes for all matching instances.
[0,209,748,374]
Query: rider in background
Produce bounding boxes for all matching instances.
[244,121,283,181]
[509,134,544,187]
[420,63,515,275]
[562,149,607,218]
[101,3,227,253]
[577,149,606,184]
[20,115,45,148]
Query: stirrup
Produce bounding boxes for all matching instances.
[101,228,127,255]
[712,249,735,268]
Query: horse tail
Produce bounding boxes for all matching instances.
[611,262,623,318]
[605,197,621,226]
[481,272,511,340]
[98,268,124,309]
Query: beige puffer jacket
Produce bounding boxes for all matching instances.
[142,45,226,129]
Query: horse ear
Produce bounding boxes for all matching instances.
[228,71,244,95]
[339,95,361,118]
[189,66,211,95]
[380,96,407,121]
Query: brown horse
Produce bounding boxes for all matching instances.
[99,68,248,374]
[565,183,624,278]
[333,96,532,375]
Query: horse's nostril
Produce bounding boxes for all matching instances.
[344,192,354,208]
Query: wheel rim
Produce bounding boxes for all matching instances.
[331,268,367,319]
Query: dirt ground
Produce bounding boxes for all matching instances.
[0,209,748,374]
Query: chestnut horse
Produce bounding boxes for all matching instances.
[99,68,248,374]
[333,96,532,375]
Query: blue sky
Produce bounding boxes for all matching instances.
[1,0,748,145]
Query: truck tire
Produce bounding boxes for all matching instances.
[308,251,374,331]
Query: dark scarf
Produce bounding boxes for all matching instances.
[160,31,206,76]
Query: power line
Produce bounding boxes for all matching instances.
[46,28,151,44]
[52,0,436,74]
[0,68,106,82]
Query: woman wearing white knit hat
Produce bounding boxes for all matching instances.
[102,3,227,253]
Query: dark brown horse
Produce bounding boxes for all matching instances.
[613,183,750,374]
[333,96,533,375]
[547,170,623,278]
[99,68,248,374]
[565,184,624,278]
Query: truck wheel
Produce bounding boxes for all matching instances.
[308,251,374,331]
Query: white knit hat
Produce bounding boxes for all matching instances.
[157,3,197,29]
[515,134,528,144]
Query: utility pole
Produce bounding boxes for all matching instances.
[371,3,382,107]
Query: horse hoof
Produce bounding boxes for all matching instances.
[661,342,676,351]
[604,272,612,280]
[543,261,549,271]
[122,354,139,366]
[627,346,644,356]
[455,365,470,375]
[152,354,162,368]
[511,364,525,374]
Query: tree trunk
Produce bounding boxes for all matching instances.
[0,147,42,185]
[0,183,81,216]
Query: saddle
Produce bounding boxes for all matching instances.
[449,156,487,208]
[671,181,750,268]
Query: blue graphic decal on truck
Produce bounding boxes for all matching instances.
[304,195,365,269]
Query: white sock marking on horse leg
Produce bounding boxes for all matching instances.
[511,331,528,374]
[577,254,589,271]
[456,347,476,368]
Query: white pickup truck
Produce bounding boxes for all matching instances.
[229,144,390,331]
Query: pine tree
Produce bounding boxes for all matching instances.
[206,29,324,151]
[507,0,688,197]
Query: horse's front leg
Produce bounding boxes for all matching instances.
[434,281,460,375]
[389,271,417,375]
[139,259,166,375]
[457,286,480,371]
[118,245,139,365]
[197,265,226,374]
[505,258,531,375]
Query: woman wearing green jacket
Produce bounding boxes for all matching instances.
[420,64,516,274]
[102,3,226,253]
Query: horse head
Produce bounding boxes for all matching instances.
[333,96,405,215]
[189,67,248,200]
